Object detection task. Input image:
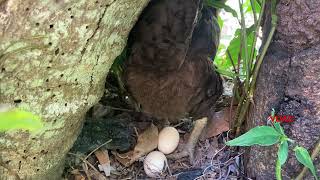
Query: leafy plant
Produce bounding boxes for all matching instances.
[226,110,319,180]
[0,108,43,132]
[209,0,278,135]
[207,0,272,139]
[208,0,261,79]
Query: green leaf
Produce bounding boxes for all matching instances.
[226,126,281,146]
[215,68,245,79]
[217,15,224,30]
[205,0,238,18]
[244,0,261,13]
[278,141,288,165]
[294,146,318,180]
[0,109,43,132]
[274,122,285,135]
[276,159,282,180]
[218,26,256,77]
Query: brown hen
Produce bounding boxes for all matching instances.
[124,0,223,162]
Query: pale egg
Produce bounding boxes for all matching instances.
[158,126,180,154]
[143,151,167,178]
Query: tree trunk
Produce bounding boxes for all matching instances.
[246,0,320,179]
[0,0,149,179]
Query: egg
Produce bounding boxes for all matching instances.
[143,151,167,178]
[158,126,180,154]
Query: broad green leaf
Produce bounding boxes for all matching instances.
[216,68,235,78]
[217,25,256,77]
[215,68,244,79]
[205,0,238,18]
[278,141,288,165]
[226,126,281,146]
[0,109,42,132]
[294,146,318,180]
[276,159,282,180]
[273,122,285,135]
[244,0,261,13]
[214,44,231,75]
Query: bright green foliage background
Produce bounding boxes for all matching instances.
[209,0,261,79]
[0,109,43,132]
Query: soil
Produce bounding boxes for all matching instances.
[63,73,244,180]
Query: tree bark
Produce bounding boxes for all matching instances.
[0,0,149,179]
[246,0,320,179]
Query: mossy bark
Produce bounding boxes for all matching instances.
[0,0,149,179]
[246,0,320,179]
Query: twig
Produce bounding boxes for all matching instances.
[105,106,133,112]
[68,152,99,173]
[82,162,92,180]
[135,166,143,179]
[84,139,112,161]
[210,145,227,165]
[296,139,320,180]
[165,159,172,176]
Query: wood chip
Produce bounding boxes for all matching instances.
[94,149,111,176]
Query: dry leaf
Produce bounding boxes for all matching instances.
[74,174,86,180]
[114,123,158,166]
[71,169,85,180]
[201,107,236,139]
[95,149,111,176]
[88,169,107,180]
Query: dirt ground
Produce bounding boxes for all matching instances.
[63,74,246,180]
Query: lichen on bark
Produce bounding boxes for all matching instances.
[0,0,149,179]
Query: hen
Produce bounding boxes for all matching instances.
[124,0,223,161]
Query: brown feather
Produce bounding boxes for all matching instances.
[124,0,223,123]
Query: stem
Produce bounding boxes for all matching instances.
[68,152,99,173]
[84,139,112,160]
[232,86,245,130]
[235,0,276,136]
[251,0,275,86]
[227,49,238,74]
[239,0,250,92]
[249,0,265,75]
[250,0,258,24]
[276,159,282,180]
[251,22,275,90]
[236,19,276,134]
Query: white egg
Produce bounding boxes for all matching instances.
[143,151,167,178]
[158,126,180,154]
